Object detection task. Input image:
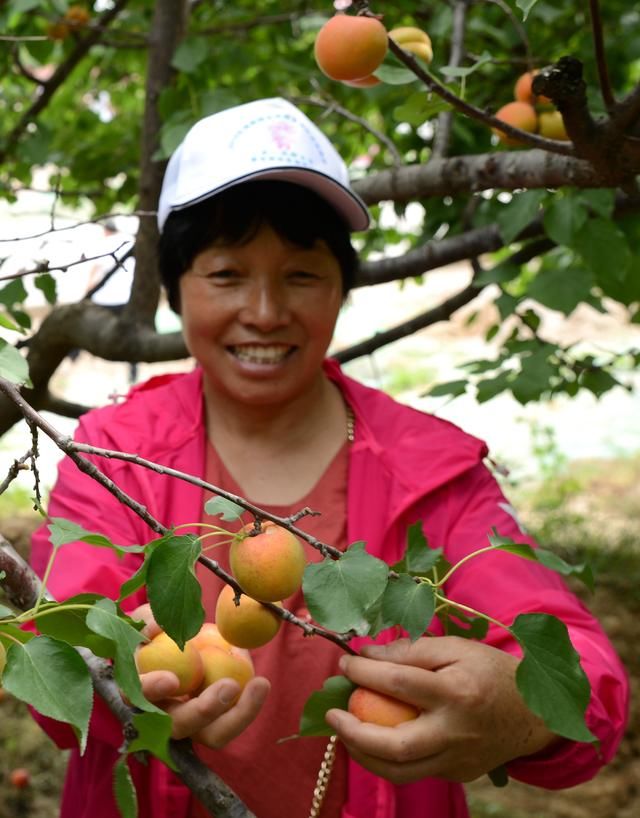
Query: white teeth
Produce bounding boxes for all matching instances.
[231,345,291,364]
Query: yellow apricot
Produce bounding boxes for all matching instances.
[215,584,282,649]
[348,686,420,727]
[198,645,254,701]
[187,622,232,653]
[492,101,538,146]
[135,631,204,696]
[230,521,306,602]
[314,14,388,82]
[388,27,433,64]
[538,110,569,141]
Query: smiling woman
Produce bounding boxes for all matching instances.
[28,97,628,818]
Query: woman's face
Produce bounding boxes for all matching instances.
[179,223,344,410]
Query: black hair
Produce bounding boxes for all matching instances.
[158,180,359,312]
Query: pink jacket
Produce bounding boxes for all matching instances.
[30,362,629,818]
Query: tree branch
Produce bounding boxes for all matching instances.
[588,0,615,110]
[432,0,470,158]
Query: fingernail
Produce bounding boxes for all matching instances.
[338,655,348,672]
[155,678,177,696]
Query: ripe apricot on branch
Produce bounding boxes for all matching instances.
[538,110,569,141]
[230,521,306,602]
[388,26,433,64]
[135,631,204,696]
[493,101,538,146]
[348,686,420,727]
[514,70,551,106]
[65,5,91,28]
[314,14,388,81]
[215,584,282,649]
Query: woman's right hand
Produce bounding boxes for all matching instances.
[132,603,270,749]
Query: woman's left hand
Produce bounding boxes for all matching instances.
[324,636,559,784]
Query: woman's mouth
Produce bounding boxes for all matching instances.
[228,344,294,365]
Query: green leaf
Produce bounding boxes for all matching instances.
[48,517,145,555]
[171,38,208,73]
[439,610,489,640]
[145,534,204,648]
[424,380,468,399]
[204,496,244,521]
[85,598,157,714]
[543,197,588,246]
[393,93,451,127]
[516,0,540,20]
[0,312,22,332]
[577,189,615,219]
[440,51,492,78]
[580,368,620,397]
[527,265,593,316]
[373,64,418,85]
[572,218,631,281]
[381,574,435,641]
[512,613,596,743]
[2,636,93,753]
[474,261,521,286]
[512,350,557,404]
[0,603,14,618]
[299,675,355,737]
[35,594,118,658]
[34,273,57,305]
[113,757,138,818]
[129,710,175,767]
[0,339,31,387]
[393,522,443,576]
[303,542,390,635]
[476,372,512,403]
[496,190,546,244]
[0,278,28,307]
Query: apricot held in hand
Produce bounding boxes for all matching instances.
[135,631,204,696]
[215,584,282,649]
[230,521,306,602]
[314,14,388,82]
[348,686,420,727]
[187,622,233,653]
[198,645,255,702]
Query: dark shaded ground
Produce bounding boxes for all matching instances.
[1,493,639,818]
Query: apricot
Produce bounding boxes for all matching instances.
[343,75,381,88]
[230,521,306,602]
[9,768,30,790]
[538,110,569,141]
[348,686,420,727]
[46,22,70,41]
[135,631,204,696]
[65,5,91,28]
[187,622,232,653]
[514,70,551,106]
[388,26,433,64]
[215,584,282,649]
[198,645,254,702]
[492,101,538,146]
[314,14,388,82]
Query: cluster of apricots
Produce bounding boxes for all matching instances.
[46,5,91,41]
[314,13,433,88]
[135,521,421,727]
[493,70,570,145]
[135,522,306,701]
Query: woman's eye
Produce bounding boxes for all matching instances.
[207,269,238,282]
[289,270,320,282]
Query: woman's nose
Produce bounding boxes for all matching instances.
[239,280,290,330]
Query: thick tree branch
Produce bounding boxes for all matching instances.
[351,149,604,205]
[125,0,190,326]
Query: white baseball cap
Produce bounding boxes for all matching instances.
[157,97,370,233]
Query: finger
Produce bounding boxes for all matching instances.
[129,603,162,639]
[338,653,442,710]
[325,708,446,765]
[140,670,182,702]
[192,677,271,748]
[360,636,465,670]
[164,678,243,740]
[340,739,448,786]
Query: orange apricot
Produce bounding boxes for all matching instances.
[230,521,306,602]
[343,74,381,88]
[348,686,420,727]
[187,622,233,654]
[215,584,282,649]
[314,14,388,82]
[135,631,204,696]
[492,101,538,146]
[514,70,551,106]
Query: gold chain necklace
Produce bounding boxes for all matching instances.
[308,734,338,818]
